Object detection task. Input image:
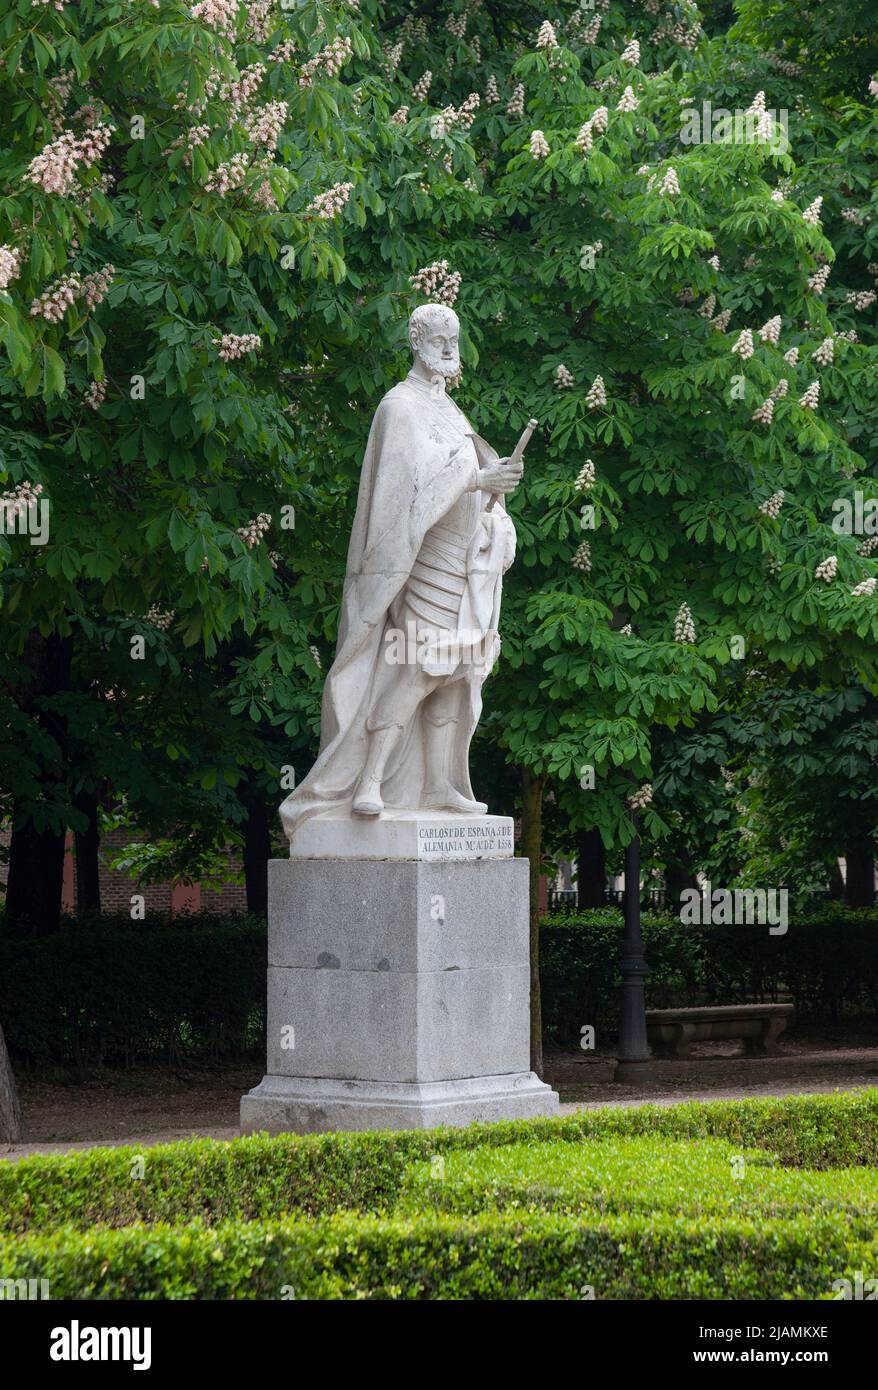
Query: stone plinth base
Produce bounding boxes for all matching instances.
[241,1072,557,1134]
[288,811,514,862]
[240,855,559,1135]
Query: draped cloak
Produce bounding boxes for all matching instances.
[280,372,516,845]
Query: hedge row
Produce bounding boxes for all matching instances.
[3,1091,877,1236]
[2,906,876,1069]
[2,1208,874,1299]
[0,912,265,1069]
[399,1135,878,1221]
[541,907,878,1043]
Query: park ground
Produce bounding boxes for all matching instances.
[4,1025,876,1161]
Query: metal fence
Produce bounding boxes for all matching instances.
[546,888,671,914]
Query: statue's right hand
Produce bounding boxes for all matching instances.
[479,459,524,494]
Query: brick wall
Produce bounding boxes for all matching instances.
[0,824,249,917]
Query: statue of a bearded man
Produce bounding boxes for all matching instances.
[280,304,523,846]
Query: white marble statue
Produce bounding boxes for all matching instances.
[280,304,531,844]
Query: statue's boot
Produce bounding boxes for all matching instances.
[352,723,401,816]
[422,712,488,815]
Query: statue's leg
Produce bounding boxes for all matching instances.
[352,659,434,816]
[421,683,487,815]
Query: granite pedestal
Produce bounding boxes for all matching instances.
[240,815,559,1133]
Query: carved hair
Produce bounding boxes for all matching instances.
[408,303,459,352]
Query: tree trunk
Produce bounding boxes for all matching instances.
[74,788,101,916]
[664,850,698,910]
[827,857,845,901]
[845,835,875,907]
[0,1023,22,1144]
[5,817,67,934]
[240,773,271,918]
[576,827,606,909]
[5,632,71,933]
[520,765,545,1077]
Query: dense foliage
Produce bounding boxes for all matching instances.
[2,1091,878,1297]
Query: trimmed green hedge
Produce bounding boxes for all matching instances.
[3,1090,878,1237]
[399,1136,878,1221]
[0,912,265,1069]
[541,906,878,1043]
[2,905,876,1069]
[2,1208,875,1299]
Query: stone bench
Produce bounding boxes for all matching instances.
[646,1004,793,1059]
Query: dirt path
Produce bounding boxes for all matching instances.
[2,1042,876,1162]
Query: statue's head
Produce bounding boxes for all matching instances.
[408,304,460,381]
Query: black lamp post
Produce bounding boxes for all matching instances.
[614,820,656,1083]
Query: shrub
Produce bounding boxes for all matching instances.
[398,1136,878,1223]
[2,1091,877,1237]
[0,912,265,1070]
[541,908,878,1043]
[1,1209,875,1300]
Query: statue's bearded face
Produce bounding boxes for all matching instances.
[410,309,461,379]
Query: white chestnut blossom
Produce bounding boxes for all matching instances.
[0,244,23,290]
[409,260,461,306]
[770,378,789,400]
[30,272,82,322]
[306,180,354,219]
[585,374,607,409]
[412,71,432,101]
[752,398,774,424]
[83,379,106,410]
[238,513,272,548]
[731,328,754,360]
[758,316,781,344]
[25,124,113,197]
[575,122,594,154]
[851,577,877,596]
[575,459,596,490]
[798,380,820,409]
[190,0,238,38]
[298,36,353,87]
[1,481,43,519]
[572,540,592,571]
[658,167,680,196]
[617,86,639,113]
[674,603,696,643]
[710,309,732,331]
[783,346,799,366]
[808,265,831,294]
[758,490,784,518]
[802,196,823,226]
[590,106,609,134]
[506,83,525,118]
[536,20,558,48]
[814,555,837,582]
[627,783,653,810]
[529,129,550,159]
[621,39,641,67]
[554,363,574,389]
[144,605,175,632]
[847,289,877,310]
[213,332,261,360]
[812,337,834,366]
